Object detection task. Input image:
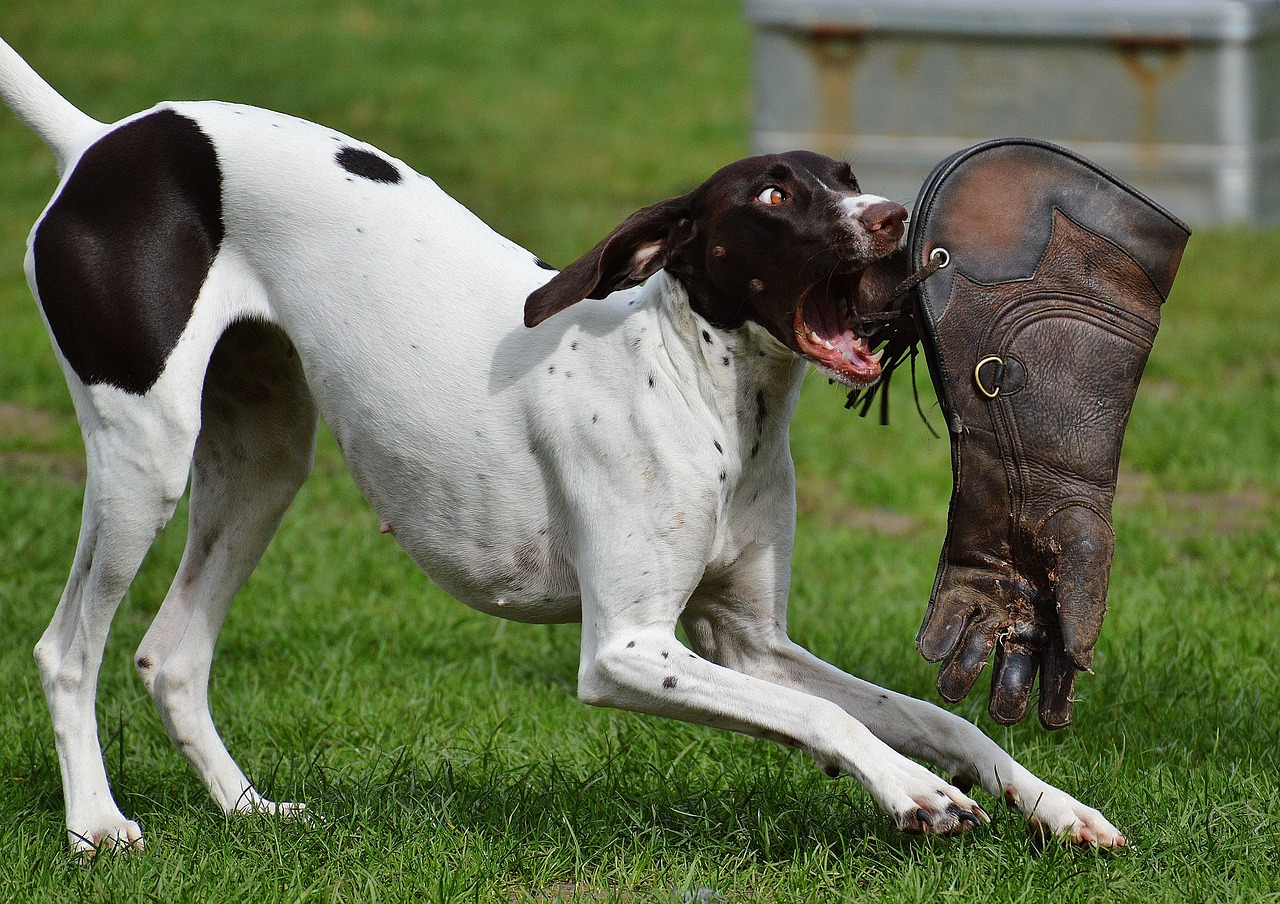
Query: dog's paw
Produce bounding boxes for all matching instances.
[69,817,145,858]
[1006,784,1125,849]
[878,762,990,837]
[895,791,989,837]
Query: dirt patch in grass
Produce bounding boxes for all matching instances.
[0,402,83,482]
[1117,471,1276,536]
[0,401,61,443]
[796,478,926,536]
[0,450,85,483]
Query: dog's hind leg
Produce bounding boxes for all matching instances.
[34,381,204,855]
[133,321,317,819]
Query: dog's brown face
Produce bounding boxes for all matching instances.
[524,151,907,387]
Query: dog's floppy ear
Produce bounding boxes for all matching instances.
[524,195,696,327]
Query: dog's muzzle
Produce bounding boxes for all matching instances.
[849,139,1191,728]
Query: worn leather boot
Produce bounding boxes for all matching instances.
[856,139,1190,728]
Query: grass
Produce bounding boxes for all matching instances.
[1,1,1278,900]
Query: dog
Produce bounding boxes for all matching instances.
[0,38,1124,855]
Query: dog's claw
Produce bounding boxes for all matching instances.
[1008,783,1125,849]
[898,796,989,837]
[70,820,145,859]
[1030,818,1127,850]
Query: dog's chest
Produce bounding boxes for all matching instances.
[344,308,798,625]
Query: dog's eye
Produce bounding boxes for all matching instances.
[757,187,787,205]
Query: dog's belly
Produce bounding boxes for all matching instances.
[358,461,584,625]
[278,296,588,625]
[302,369,586,625]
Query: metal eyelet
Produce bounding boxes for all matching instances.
[929,247,950,269]
[974,355,1004,398]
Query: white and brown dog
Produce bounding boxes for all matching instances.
[0,38,1123,855]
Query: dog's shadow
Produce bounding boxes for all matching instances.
[243,737,926,863]
[485,291,641,398]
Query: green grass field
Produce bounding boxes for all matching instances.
[1,2,1278,901]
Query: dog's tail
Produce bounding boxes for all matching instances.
[0,38,103,174]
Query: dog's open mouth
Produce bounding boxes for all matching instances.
[793,272,883,387]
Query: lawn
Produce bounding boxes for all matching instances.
[1,1,1277,901]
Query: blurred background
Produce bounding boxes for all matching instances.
[749,0,1280,226]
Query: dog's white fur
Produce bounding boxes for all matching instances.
[0,38,1123,854]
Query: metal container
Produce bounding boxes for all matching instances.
[746,0,1280,224]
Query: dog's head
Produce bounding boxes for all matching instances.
[524,151,908,388]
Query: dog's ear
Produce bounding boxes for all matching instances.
[524,196,696,327]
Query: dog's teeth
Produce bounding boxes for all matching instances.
[870,348,885,364]
[806,331,835,351]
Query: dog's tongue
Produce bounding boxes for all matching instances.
[793,297,882,383]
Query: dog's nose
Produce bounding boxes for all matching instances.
[859,201,908,242]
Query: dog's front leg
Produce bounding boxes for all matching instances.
[680,553,1125,848]
[574,554,987,837]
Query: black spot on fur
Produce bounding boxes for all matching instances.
[534,256,556,270]
[34,109,224,394]
[756,390,768,433]
[335,146,402,184]
[702,330,712,344]
[663,676,678,689]
[713,441,722,454]
[626,641,636,648]
[648,374,655,388]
